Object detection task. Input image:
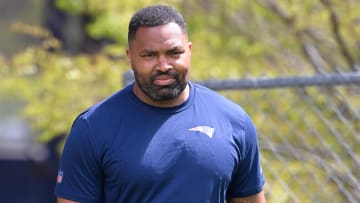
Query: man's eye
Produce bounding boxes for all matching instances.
[169,51,183,56]
[141,53,155,58]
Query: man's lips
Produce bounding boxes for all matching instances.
[153,75,176,86]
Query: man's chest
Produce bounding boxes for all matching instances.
[102,113,240,188]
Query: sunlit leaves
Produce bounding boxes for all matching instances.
[1,1,359,202]
[2,42,125,142]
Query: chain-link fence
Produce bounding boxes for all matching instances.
[123,72,360,203]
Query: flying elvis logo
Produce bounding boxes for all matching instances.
[188,126,215,138]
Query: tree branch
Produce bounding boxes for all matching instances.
[257,0,328,74]
[320,0,359,71]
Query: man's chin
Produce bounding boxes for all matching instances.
[142,82,187,101]
[151,91,178,101]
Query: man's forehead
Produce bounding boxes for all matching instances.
[129,23,188,50]
[135,23,186,38]
[140,45,184,52]
[135,35,187,49]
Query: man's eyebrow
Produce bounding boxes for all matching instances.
[139,46,184,53]
[171,46,184,50]
[140,49,157,54]
[167,46,184,51]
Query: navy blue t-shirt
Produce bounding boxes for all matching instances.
[55,82,265,202]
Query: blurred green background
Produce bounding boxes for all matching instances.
[0,0,359,202]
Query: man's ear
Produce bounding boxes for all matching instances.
[126,48,130,60]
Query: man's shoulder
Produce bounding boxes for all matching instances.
[78,84,134,121]
[193,82,244,108]
[192,82,224,100]
[192,82,247,118]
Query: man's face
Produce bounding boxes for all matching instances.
[127,22,192,102]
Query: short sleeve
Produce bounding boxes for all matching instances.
[227,113,265,198]
[55,115,103,202]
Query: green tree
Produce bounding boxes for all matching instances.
[0,24,126,143]
[1,0,359,202]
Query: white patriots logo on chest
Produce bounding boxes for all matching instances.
[188,126,215,138]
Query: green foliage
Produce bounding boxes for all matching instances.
[1,0,359,202]
[56,0,87,14]
[55,0,181,44]
[0,25,126,142]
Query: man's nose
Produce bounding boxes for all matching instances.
[156,55,172,72]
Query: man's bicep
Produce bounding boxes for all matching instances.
[227,191,266,203]
[227,114,265,197]
[57,197,79,203]
[55,116,103,201]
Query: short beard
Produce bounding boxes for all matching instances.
[135,71,187,101]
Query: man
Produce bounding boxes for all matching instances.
[55,4,266,203]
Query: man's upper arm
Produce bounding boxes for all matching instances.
[55,116,103,202]
[57,197,79,203]
[227,113,265,198]
[227,191,266,203]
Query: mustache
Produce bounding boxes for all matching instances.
[150,70,178,80]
